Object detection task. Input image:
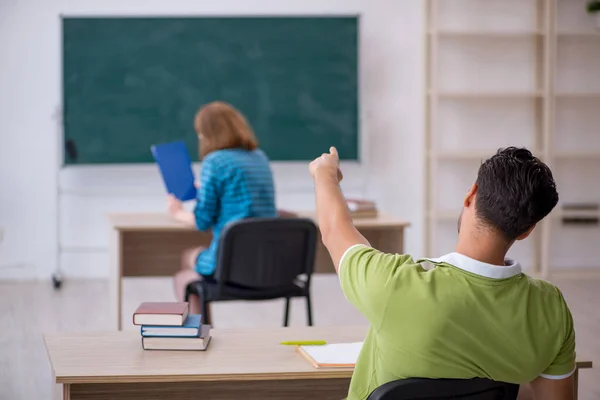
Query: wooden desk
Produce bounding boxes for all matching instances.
[46,326,360,400]
[44,326,592,400]
[108,212,409,330]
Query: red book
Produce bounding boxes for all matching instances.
[133,302,189,326]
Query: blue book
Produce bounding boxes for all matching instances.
[151,141,197,201]
[141,314,202,338]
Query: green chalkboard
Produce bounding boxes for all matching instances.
[62,17,359,164]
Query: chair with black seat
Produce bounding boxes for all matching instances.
[366,377,519,400]
[184,217,317,326]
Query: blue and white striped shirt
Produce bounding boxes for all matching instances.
[194,148,277,275]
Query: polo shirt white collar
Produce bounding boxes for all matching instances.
[424,252,522,279]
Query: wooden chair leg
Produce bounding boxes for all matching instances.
[283,297,291,327]
[306,293,313,326]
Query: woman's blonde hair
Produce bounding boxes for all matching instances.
[194,101,258,158]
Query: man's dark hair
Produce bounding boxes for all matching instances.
[475,147,559,241]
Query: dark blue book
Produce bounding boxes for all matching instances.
[142,325,212,351]
[151,141,197,201]
[141,314,202,338]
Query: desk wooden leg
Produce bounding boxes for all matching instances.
[63,384,70,400]
[109,229,123,330]
[574,367,579,400]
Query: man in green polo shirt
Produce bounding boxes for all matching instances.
[309,147,575,400]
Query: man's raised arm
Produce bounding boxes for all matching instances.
[309,147,370,271]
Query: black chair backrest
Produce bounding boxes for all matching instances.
[214,218,317,289]
[367,378,519,400]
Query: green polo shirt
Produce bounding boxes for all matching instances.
[339,245,576,400]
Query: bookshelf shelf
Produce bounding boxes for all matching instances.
[555,92,600,99]
[553,210,600,218]
[431,150,544,161]
[430,208,600,222]
[432,92,543,99]
[557,32,600,38]
[430,30,544,38]
[554,151,600,159]
[426,0,600,276]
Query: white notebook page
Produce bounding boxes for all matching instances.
[300,342,363,365]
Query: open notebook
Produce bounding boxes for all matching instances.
[297,342,363,368]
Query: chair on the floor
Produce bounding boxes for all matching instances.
[185,217,317,326]
[367,377,519,400]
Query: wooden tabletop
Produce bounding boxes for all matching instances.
[45,326,368,384]
[45,326,592,385]
[107,212,410,231]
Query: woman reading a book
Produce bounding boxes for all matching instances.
[166,101,278,318]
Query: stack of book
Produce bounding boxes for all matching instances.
[133,302,211,351]
[346,199,378,219]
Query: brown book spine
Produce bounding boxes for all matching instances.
[132,302,189,326]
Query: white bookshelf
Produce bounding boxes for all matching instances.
[425,0,600,276]
[550,0,600,275]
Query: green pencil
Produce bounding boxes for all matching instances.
[280,340,327,346]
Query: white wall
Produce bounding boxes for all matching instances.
[0,0,425,280]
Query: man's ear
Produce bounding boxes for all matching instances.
[463,183,477,208]
[516,224,536,241]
